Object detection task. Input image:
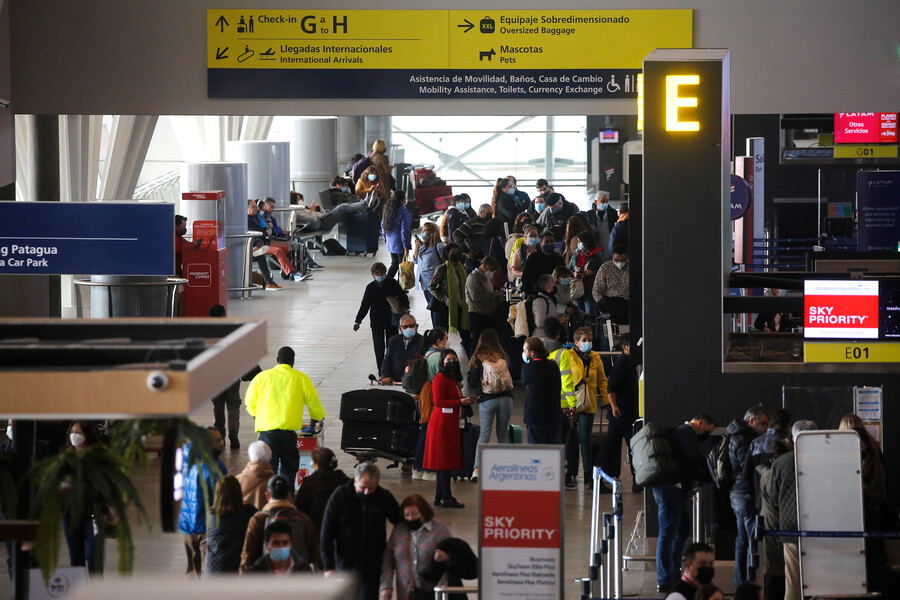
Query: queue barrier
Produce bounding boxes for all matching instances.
[578,468,623,600]
[432,586,477,599]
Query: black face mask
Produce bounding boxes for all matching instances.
[449,253,461,263]
[441,362,460,377]
[406,518,423,531]
[541,244,554,254]
[695,566,715,584]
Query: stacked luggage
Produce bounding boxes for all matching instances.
[339,387,419,464]
[411,167,452,216]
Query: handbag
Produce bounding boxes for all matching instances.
[385,295,407,316]
[399,251,416,291]
[573,361,592,413]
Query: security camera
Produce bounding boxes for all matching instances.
[146,371,169,391]
[0,99,9,109]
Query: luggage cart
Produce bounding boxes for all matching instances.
[296,420,324,488]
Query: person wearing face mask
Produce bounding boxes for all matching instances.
[427,244,473,356]
[651,414,717,592]
[325,175,356,207]
[452,203,493,254]
[663,543,716,600]
[380,494,452,600]
[595,334,640,489]
[179,426,227,576]
[355,262,411,373]
[520,337,563,444]
[321,463,402,600]
[607,201,629,256]
[592,244,630,325]
[562,215,589,266]
[581,191,618,260]
[506,174,531,209]
[411,328,449,481]
[294,447,350,535]
[509,225,541,282]
[536,192,579,242]
[521,231,564,296]
[380,314,425,384]
[240,475,318,572]
[381,190,413,281]
[412,222,445,327]
[245,520,312,575]
[465,256,502,345]
[572,230,604,319]
[442,194,473,244]
[423,349,474,508]
[356,165,387,200]
[552,266,584,325]
[556,328,607,490]
[727,404,771,589]
[491,177,521,226]
[59,421,104,573]
[530,274,560,338]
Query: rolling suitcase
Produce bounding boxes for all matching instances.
[507,424,524,444]
[340,422,418,460]
[340,209,379,256]
[414,185,453,215]
[339,388,417,424]
[452,422,481,480]
[433,195,454,212]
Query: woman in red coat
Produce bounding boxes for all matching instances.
[423,349,473,509]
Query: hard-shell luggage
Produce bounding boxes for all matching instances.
[452,423,481,480]
[339,389,417,424]
[413,168,436,187]
[414,185,453,215]
[340,422,418,460]
[339,209,379,256]
[629,421,678,487]
[433,195,454,212]
[507,424,524,444]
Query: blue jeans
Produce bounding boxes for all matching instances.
[731,494,756,587]
[652,484,691,587]
[63,512,96,572]
[475,396,513,466]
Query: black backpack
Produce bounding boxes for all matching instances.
[706,433,734,489]
[401,354,429,395]
[322,238,346,256]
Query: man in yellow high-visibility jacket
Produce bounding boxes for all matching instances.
[245,346,326,489]
[553,327,607,490]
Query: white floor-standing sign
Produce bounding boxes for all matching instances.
[479,444,564,600]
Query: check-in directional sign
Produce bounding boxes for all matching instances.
[207,9,692,99]
[0,202,175,276]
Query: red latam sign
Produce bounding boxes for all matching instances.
[804,281,878,339]
[834,113,898,144]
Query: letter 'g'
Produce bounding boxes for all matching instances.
[665,75,700,132]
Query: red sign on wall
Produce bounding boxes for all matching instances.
[834,113,898,144]
[804,280,879,339]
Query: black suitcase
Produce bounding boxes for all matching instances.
[339,210,379,256]
[452,423,481,480]
[340,422,418,459]
[339,388,416,424]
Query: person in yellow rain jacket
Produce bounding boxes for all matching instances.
[553,327,607,491]
[245,346,326,491]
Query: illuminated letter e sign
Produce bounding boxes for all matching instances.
[665,75,700,131]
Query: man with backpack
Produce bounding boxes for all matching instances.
[651,413,716,592]
[240,475,319,572]
[726,404,770,589]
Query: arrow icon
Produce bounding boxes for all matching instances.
[215,15,228,33]
[458,19,474,33]
[216,47,229,60]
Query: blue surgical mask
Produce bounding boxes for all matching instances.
[521,351,530,364]
[465,202,471,210]
[535,203,545,213]
[577,242,584,252]
[560,278,571,286]
[578,341,593,353]
[269,546,291,562]
[456,202,467,211]
[374,275,386,283]
[510,186,517,193]
[526,236,539,246]
[598,202,608,210]
[367,173,377,181]
[342,186,350,193]
[402,327,417,339]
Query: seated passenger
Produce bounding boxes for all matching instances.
[324,175,356,207]
[355,165,387,200]
[292,193,378,234]
[380,313,425,384]
[247,200,302,282]
[262,198,322,271]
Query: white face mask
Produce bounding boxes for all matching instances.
[70,432,86,447]
[5,426,11,441]
[614,260,626,270]
[367,173,377,181]
[483,270,494,280]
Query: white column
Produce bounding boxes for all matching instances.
[291,117,337,205]
[226,141,290,207]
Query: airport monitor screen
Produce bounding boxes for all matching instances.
[833,113,898,144]
[804,280,879,339]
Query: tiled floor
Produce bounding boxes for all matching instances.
[2,244,738,599]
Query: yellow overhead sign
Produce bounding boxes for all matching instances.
[207,9,691,70]
[804,342,900,363]
[833,145,898,159]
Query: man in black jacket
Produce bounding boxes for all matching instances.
[581,191,618,261]
[321,463,402,600]
[535,192,579,241]
[596,334,638,484]
[379,313,424,384]
[727,404,770,588]
[651,413,716,592]
[354,262,410,373]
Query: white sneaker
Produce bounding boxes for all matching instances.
[292,272,303,281]
[471,468,479,483]
[422,471,437,481]
[252,245,269,257]
[413,469,425,480]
